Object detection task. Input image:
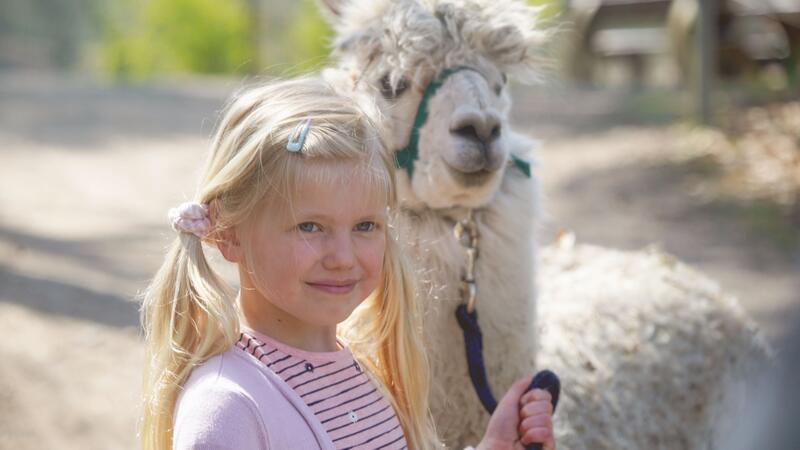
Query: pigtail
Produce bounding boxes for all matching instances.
[346,226,441,450]
[339,107,440,449]
[138,233,238,450]
[380,235,440,450]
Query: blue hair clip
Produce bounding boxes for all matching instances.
[286,117,312,152]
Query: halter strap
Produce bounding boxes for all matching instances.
[394,66,531,179]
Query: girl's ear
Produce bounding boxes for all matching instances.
[207,201,243,263]
[215,227,243,263]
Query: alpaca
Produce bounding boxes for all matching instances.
[318,0,771,448]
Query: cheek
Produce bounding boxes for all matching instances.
[253,237,318,288]
[360,237,386,284]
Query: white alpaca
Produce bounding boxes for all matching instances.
[318,1,771,448]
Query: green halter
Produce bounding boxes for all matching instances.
[394,65,531,179]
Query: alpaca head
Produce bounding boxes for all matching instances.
[320,0,546,209]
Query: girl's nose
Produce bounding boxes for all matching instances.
[322,233,356,270]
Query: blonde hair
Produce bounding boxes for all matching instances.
[139,76,439,449]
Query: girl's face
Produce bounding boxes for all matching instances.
[237,161,388,346]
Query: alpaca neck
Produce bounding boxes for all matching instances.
[399,171,539,348]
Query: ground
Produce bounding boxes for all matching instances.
[0,71,797,448]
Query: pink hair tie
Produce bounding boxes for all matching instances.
[168,202,211,238]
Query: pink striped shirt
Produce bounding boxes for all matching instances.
[236,328,407,450]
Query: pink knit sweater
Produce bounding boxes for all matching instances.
[172,328,407,449]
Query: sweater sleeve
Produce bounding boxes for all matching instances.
[172,382,269,450]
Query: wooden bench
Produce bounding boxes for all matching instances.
[566,0,800,86]
[565,0,675,84]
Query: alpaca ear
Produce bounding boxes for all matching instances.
[316,0,347,21]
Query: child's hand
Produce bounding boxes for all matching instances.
[477,377,556,450]
[517,387,555,450]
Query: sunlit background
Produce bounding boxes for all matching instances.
[1,0,798,448]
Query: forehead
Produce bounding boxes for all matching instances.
[447,62,505,86]
[275,160,389,221]
[373,44,506,89]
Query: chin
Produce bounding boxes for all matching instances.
[327,297,369,323]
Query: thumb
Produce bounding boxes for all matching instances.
[499,377,532,412]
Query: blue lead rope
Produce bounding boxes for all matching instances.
[455,303,499,413]
[455,304,561,450]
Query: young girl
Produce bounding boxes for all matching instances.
[139,76,555,450]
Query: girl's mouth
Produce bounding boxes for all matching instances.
[306,281,358,295]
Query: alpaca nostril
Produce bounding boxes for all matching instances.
[452,124,482,143]
[451,122,502,145]
[489,125,501,140]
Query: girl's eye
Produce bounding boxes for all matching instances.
[354,221,376,232]
[297,222,320,233]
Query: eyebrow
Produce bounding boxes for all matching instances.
[293,212,386,222]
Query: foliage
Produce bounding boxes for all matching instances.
[99,0,255,79]
[145,0,255,73]
[283,0,334,75]
[97,0,336,79]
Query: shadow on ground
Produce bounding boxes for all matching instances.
[0,267,140,329]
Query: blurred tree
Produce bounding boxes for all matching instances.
[97,0,335,79]
[284,0,334,74]
[99,0,255,78]
[145,0,254,73]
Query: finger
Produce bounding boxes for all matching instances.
[519,427,552,446]
[518,413,552,436]
[520,388,552,405]
[543,436,556,450]
[520,400,553,418]
[507,377,539,404]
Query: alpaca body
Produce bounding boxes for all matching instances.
[537,240,770,450]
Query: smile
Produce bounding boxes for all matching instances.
[306,281,358,295]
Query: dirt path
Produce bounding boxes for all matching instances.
[511,85,800,340]
[0,72,796,448]
[0,71,237,449]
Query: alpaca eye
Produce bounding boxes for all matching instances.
[494,73,507,95]
[379,74,408,99]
